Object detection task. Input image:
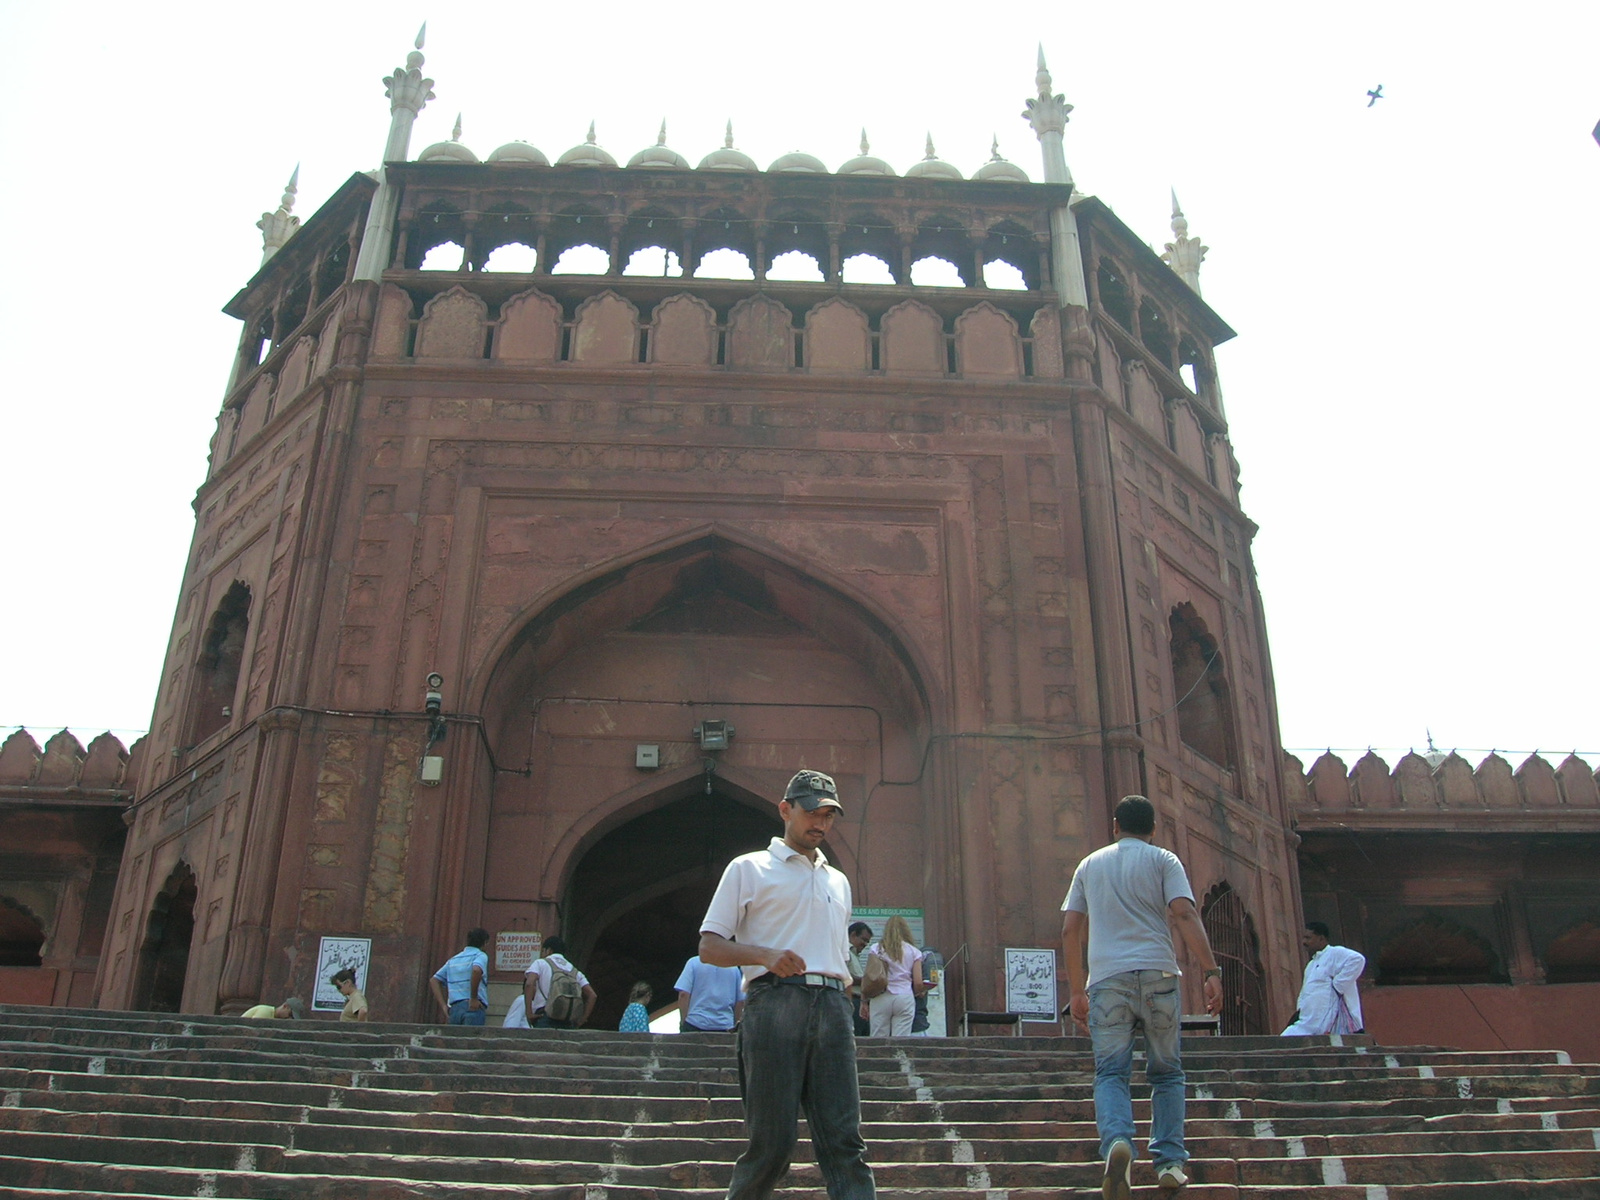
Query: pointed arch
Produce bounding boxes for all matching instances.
[185,582,251,747]
[1200,881,1268,1035]
[1169,602,1237,770]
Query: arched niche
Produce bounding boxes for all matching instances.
[469,533,940,967]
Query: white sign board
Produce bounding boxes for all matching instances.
[1004,947,1059,1020]
[495,931,542,973]
[312,936,372,1013]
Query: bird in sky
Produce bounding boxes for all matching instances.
[1367,84,1385,107]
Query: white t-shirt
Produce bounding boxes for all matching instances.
[868,942,924,996]
[701,836,853,983]
[1062,836,1195,985]
[502,953,591,1027]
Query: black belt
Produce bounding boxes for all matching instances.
[751,972,845,991]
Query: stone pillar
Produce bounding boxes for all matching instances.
[1072,401,1145,808]
[215,707,303,1014]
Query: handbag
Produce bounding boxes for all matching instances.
[861,952,889,999]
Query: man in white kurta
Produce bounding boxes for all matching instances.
[1282,922,1366,1036]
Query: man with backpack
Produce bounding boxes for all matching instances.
[521,936,597,1029]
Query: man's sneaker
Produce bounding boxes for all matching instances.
[1101,1139,1133,1200]
[1157,1163,1190,1190]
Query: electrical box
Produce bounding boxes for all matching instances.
[420,755,444,785]
[635,744,660,770]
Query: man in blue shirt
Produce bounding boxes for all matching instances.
[429,927,491,1025]
[675,954,744,1032]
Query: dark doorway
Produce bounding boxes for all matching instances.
[131,864,198,1012]
[0,897,45,966]
[567,789,781,1030]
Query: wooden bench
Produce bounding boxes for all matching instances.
[961,1011,1024,1036]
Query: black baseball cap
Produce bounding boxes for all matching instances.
[783,769,842,812]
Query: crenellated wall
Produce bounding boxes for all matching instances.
[1285,746,1600,1059]
[0,729,136,1007]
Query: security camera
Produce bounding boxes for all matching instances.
[424,672,444,716]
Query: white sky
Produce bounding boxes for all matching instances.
[2,2,1596,773]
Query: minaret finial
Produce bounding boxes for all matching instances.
[353,26,437,281]
[860,128,870,155]
[1036,43,1052,96]
[657,120,668,146]
[586,120,597,145]
[924,132,937,160]
[1161,187,1208,294]
[724,120,735,149]
[990,134,1002,161]
[256,164,303,265]
[451,113,462,141]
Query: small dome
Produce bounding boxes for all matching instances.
[487,141,550,165]
[699,121,757,171]
[837,130,895,177]
[768,150,828,174]
[905,134,963,180]
[973,136,1029,183]
[557,121,618,167]
[628,122,690,169]
[419,112,479,164]
[418,140,479,164]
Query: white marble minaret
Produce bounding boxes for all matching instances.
[353,25,436,282]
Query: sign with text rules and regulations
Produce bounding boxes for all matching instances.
[1004,947,1059,1020]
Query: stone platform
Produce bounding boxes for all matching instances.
[1,1005,1598,1197]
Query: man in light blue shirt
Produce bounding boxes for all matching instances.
[675,954,744,1032]
[429,927,491,1026]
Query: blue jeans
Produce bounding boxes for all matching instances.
[1088,969,1186,1169]
[727,981,875,1200]
[448,999,486,1026]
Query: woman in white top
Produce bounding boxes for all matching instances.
[866,915,926,1037]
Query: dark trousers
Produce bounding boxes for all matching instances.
[727,981,875,1200]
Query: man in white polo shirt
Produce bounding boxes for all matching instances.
[699,769,874,1200]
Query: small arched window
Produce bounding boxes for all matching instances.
[1378,915,1504,985]
[1169,603,1236,770]
[186,582,251,746]
[1096,258,1135,331]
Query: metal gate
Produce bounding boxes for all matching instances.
[1201,882,1268,1035]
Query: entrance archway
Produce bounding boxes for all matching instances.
[131,864,197,1013]
[567,788,781,1029]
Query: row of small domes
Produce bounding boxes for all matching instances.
[417,119,1031,183]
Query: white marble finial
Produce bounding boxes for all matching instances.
[406,23,427,70]
[859,128,871,155]
[724,120,735,149]
[586,120,598,145]
[1161,187,1207,293]
[657,120,668,146]
[924,133,938,160]
[1023,46,1073,144]
[451,113,463,141]
[415,22,426,49]
[990,134,1003,161]
[257,164,303,264]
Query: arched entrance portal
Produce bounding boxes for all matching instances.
[568,788,781,1030]
[472,533,941,1023]
[131,864,197,1013]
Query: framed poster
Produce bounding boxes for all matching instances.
[313,936,372,1013]
[1004,947,1058,1020]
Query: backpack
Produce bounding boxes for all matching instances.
[544,960,584,1023]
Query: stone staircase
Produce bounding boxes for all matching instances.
[1,1005,1598,1198]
